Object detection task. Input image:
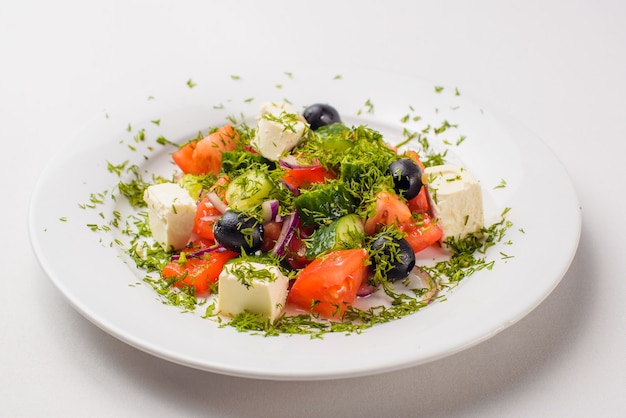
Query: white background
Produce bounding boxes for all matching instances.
[2,0,625,416]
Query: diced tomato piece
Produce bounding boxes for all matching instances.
[188,235,215,250]
[400,213,443,253]
[363,190,413,235]
[161,250,238,294]
[193,198,222,241]
[402,150,430,212]
[404,150,426,172]
[260,220,284,253]
[208,175,230,202]
[192,125,239,175]
[282,165,335,189]
[284,230,310,269]
[407,187,430,213]
[287,249,369,318]
[172,141,203,174]
[171,125,239,175]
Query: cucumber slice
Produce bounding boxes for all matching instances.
[305,214,365,258]
[294,182,357,226]
[226,170,275,211]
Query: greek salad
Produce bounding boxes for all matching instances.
[124,100,507,336]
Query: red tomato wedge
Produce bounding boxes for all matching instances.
[287,249,369,318]
[172,141,202,174]
[208,174,230,202]
[172,125,239,175]
[282,165,335,189]
[363,190,413,235]
[407,187,430,213]
[260,220,283,253]
[284,228,311,270]
[400,213,443,253]
[364,189,441,253]
[404,150,430,213]
[161,250,238,294]
[404,149,426,172]
[193,125,239,174]
[192,198,222,241]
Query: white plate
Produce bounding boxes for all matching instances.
[28,67,581,380]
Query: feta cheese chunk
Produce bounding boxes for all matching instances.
[251,102,308,161]
[218,260,289,322]
[424,164,484,243]
[143,182,196,251]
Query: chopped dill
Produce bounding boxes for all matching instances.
[79,98,515,338]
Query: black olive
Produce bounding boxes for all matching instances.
[302,103,341,130]
[388,158,423,200]
[213,210,264,253]
[369,234,416,281]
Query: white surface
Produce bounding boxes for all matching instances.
[27,66,580,380]
[3,0,625,415]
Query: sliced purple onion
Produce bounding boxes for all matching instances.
[206,191,228,214]
[279,179,301,196]
[407,267,440,303]
[171,244,229,261]
[278,155,301,168]
[279,155,322,170]
[271,211,300,257]
[261,199,280,223]
[357,283,376,297]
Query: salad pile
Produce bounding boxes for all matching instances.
[116,100,510,336]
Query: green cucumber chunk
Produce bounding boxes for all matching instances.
[294,182,357,227]
[305,214,365,258]
[226,170,275,211]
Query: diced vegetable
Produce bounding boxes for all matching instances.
[192,125,239,175]
[162,250,238,294]
[172,125,239,175]
[305,214,365,258]
[281,164,335,189]
[225,169,275,211]
[400,213,443,253]
[363,190,412,235]
[287,249,369,318]
[294,182,357,226]
[192,197,221,241]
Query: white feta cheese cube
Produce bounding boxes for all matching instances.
[143,182,196,251]
[424,164,484,243]
[251,101,308,161]
[218,260,289,322]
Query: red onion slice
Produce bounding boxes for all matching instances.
[279,179,301,196]
[279,155,322,170]
[357,283,376,297]
[407,267,440,302]
[271,212,300,257]
[171,244,229,261]
[261,199,280,223]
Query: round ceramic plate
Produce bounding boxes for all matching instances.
[28,67,581,380]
